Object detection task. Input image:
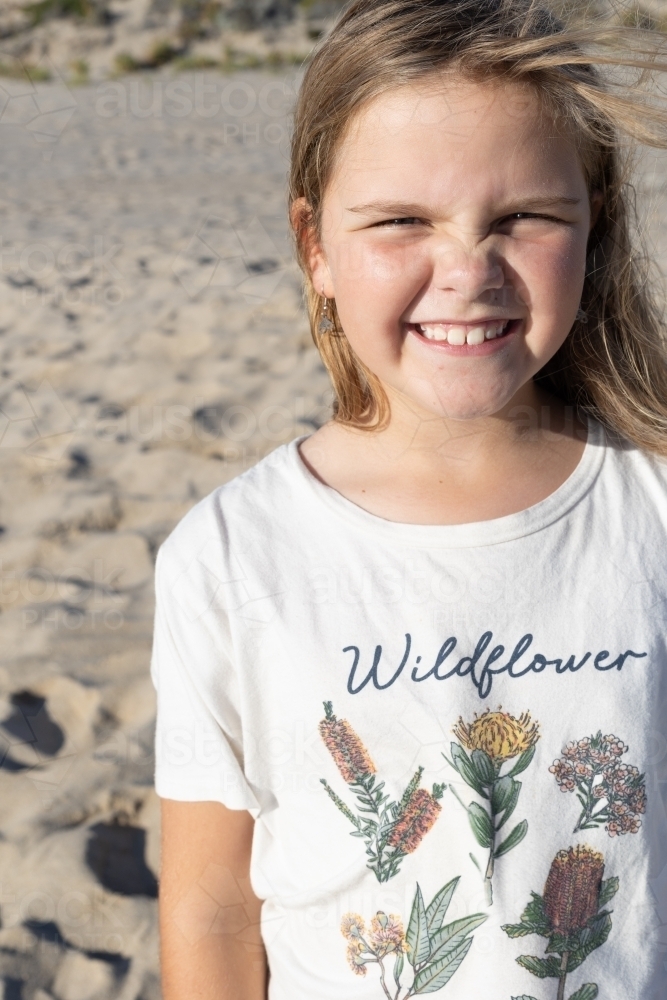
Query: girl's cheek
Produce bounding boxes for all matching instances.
[328,237,428,288]
[508,234,587,307]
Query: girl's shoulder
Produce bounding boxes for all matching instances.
[156,438,306,578]
[602,422,667,487]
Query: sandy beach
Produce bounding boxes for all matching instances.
[0,64,666,1000]
[0,67,330,1000]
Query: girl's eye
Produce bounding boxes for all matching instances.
[495,212,569,236]
[500,212,561,224]
[374,217,422,228]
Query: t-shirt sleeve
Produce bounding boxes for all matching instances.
[150,526,259,812]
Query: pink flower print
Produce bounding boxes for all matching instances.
[549,730,646,836]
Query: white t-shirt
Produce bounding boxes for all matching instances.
[151,418,667,1000]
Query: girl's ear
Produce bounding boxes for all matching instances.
[290,197,334,297]
[589,190,604,229]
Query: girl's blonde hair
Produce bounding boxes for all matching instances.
[289,0,667,454]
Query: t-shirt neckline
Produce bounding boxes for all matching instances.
[286,416,606,549]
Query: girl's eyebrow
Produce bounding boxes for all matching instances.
[346,196,582,216]
[346,201,433,216]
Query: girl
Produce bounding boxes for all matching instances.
[152,2,667,998]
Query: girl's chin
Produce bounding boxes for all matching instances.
[388,383,526,422]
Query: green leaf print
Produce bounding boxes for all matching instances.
[516,955,563,979]
[446,708,540,904]
[468,801,494,848]
[471,749,496,785]
[428,914,488,963]
[508,744,537,777]
[565,914,612,972]
[520,894,552,936]
[425,878,459,934]
[504,846,618,1000]
[412,938,473,994]
[340,880,487,998]
[598,877,619,908]
[568,985,598,1000]
[406,885,431,966]
[394,951,405,988]
[503,923,536,939]
[496,778,522,829]
[502,893,553,939]
[492,774,519,814]
[494,819,528,858]
[450,742,486,796]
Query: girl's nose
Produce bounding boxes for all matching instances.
[432,244,505,300]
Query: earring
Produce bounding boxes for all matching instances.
[318,289,335,335]
[576,307,588,324]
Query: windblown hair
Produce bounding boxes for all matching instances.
[289,0,667,453]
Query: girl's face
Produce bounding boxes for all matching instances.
[309,77,597,421]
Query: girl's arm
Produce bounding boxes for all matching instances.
[159,799,267,1000]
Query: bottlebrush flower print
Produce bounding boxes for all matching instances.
[503,845,619,1000]
[319,702,445,882]
[319,705,377,783]
[549,731,646,836]
[340,878,487,998]
[446,707,540,904]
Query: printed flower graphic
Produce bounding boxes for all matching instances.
[453,709,539,761]
[446,707,540,904]
[549,731,646,836]
[386,788,443,855]
[319,703,377,783]
[319,702,445,882]
[503,845,619,1000]
[341,878,487,998]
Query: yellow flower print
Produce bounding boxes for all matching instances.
[453,707,540,761]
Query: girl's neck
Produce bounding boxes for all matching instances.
[299,382,588,526]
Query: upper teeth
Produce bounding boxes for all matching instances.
[417,321,509,344]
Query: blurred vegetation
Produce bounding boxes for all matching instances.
[14,0,667,36]
[112,41,305,74]
[172,53,219,68]
[14,0,666,87]
[69,57,89,82]
[0,58,51,79]
[178,0,224,41]
[22,0,112,26]
[18,0,346,33]
[113,52,139,73]
[113,40,183,73]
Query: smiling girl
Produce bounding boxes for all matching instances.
[153,2,667,999]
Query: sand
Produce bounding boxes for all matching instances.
[0,67,665,1000]
[0,67,331,1000]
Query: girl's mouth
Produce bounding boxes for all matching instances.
[409,318,518,346]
